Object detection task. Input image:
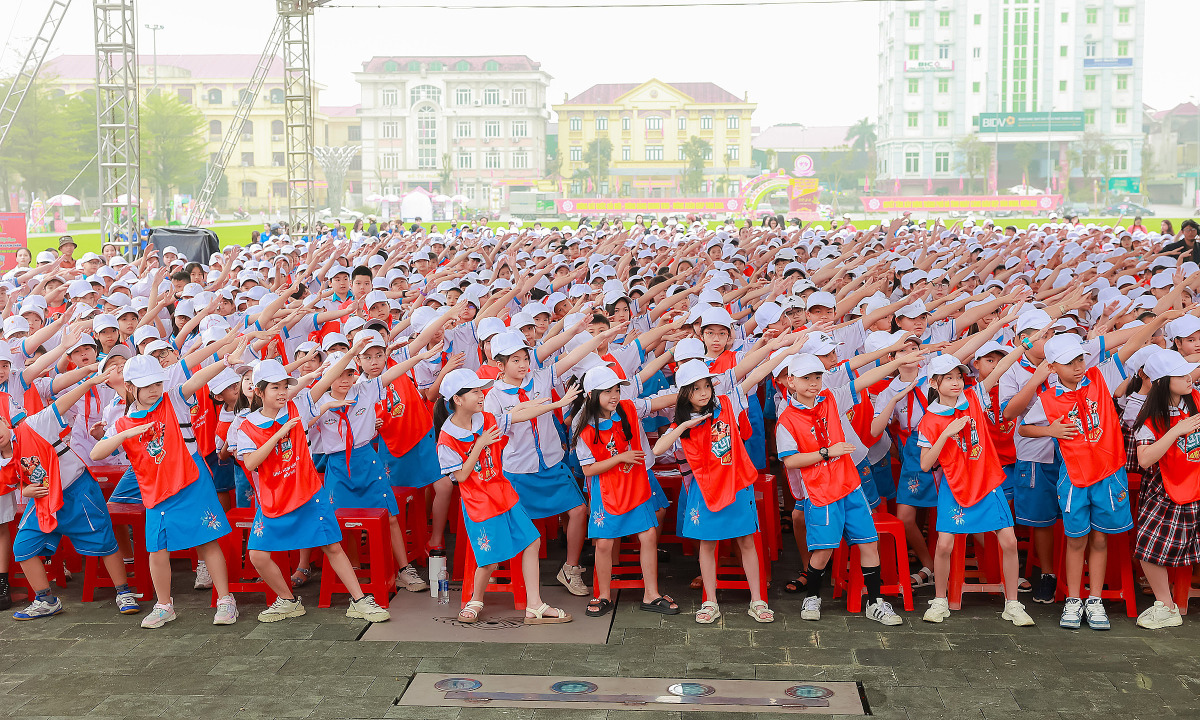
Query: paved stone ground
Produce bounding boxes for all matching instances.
[0,547,1196,720]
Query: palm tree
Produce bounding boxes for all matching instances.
[846,117,876,190]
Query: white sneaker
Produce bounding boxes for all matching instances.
[194,560,213,590]
[115,591,141,615]
[141,603,176,629]
[258,596,305,623]
[1003,599,1036,627]
[923,597,950,623]
[1060,597,1084,629]
[213,594,239,625]
[557,564,589,596]
[1137,600,1183,630]
[396,564,429,592]
[865,598,903,626]
[12,596,64,621]
[347,594,391,623]
[800,595,822,621]
[1084,597,1110,630]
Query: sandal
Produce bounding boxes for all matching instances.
[585,597,614,617]
[1017,577,1032,593]
[689,575,703,590]
[783,573,808,594]
[458,600,484,623]
[639,595,681,615]
[910,567,933,588]
[290,568,311,588]
[747,600,775,623]
[525,602,572,625]
[695,601,720,624]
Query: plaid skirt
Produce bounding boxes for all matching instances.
[1133,470,1200,567]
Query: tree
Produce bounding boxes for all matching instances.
[1071,131,1111,188]
[140,91,206,218]
[846,117,876,189]
[1013,142,1039,186]
[438,152,453,194]
[0,81,92,200]
[680,135,711,195]
[584,137,612,196]
[955,134,992,193]
[545,148,564,182]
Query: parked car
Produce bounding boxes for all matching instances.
[1101,201,1153,216]
[1062,202,1091,216]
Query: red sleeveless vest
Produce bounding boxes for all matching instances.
[577,399,651,514]
[776,391,860,506]
[677,395,755,512]
[1146,390,1200,504]
[436,412,520,522]
[238,402,324,517]
[375,363,433,457]
[12,419,68,532]
[1036,367,1124,488]
[116,395,200,508]
[190,391,217,457]
[917,392,1006,507]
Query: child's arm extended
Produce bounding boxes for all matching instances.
[919,416,969,472]
[651,415,706,457]
[240,418,300,472]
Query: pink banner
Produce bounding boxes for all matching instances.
[555,198,744,215]
[860,195,1063,213]
[0,213,28,271]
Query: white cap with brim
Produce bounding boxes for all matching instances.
[252,359,298,386]
[208,367,242,394]
[894,300,929,319]
[66,333,97,355]
[1167,315,1200,342]
[144,339,172,355]
[753,302,783,328]
[99,344,131,372]
[582,366,628,393]
[699,307,734,329]
[1015,309,1053,334]
[805,291,837,311]
[440,368,493,399]
[1125,345,1162,376]
[927,354,970,377]
[123,355,168,388]
[973,340,1011,360]
[675,359,719,389]
[478,316,507,341]
[1144,349,1200,382]
[1043,334,1086,365]
[788,353,826,378]
[491,331,531,359]
[321,333,350,351]
[673,337,706,362]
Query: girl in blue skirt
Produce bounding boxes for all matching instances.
[653,360,777,624]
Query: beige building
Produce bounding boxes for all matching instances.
[43,54,343,214]
[552,79,758,197]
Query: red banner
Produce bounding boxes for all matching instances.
[555,198,744,216]
[860,195,1062,213]
[0,213,28,272]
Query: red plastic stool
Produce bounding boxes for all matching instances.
[1053,529,1138,617]
[1020,521,1065,582]
[318,508,395,608]
[533,517,559,560]
[700,531,769,602]
[831,511,914,612]
[392,485,430,566]
[212,507,288,605]
[593,536,647,592]
[89,465,129,500]
[755,473,782,563]
[7,509,69,594]
[1169,567,1200,615]
[947,533,1006,610]
[460,533,527,611]
[83,503,151,601]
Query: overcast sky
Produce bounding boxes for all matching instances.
[3,0,1196,128]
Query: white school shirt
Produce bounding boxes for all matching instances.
[311,375,384,453]
[27,405,89,489]
[1121,393,1146,429]
[483,365,565,473]
[834,320,867,360]
[435,410,513,476]
[1021,354,1127,429]
[572,396,658,472]
[63,384,120,466]
[877,373,929,437]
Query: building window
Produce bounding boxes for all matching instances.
[621,146,631,161]
[1060,45,1068,57]
[938,10,950,27]
[429,61,443,71]
[728,146,739,160]
[457,151,473,170]
[240,152,254,167]
[937,77,949,93]
[241,181,257,197]
[937,111,949,128]
[417,105,437,169]
[348,126,361,141]
[484,121,500,138]
[596,116,608,131]
[1061,11,1068,22]
[485,152,500,169]
[207,88,222,104]
[1085,75,1096,91]
[569,116,582,132]
[1116,75,1129,91]
[241,120,253,141]
[726,114,739,129]
[407,61,420,72]
[1059,80,1068,91]
[935,151,950,173]
[904,152,920,174]
[1084,109,1096,126]
[483,87,500,105]
[511,87,526,105]
[484,60,499,71]
[1085,8,1098,24]
[937,45,950,60]
[382,121,400,139]
[456,121,472,138]
[1115,108,1128,124]
[270,119,284,138]
[677,147,686,161]
[349,157,361,171]
[1117,40,1130,56]
[511,121,528,138]
[1085,41,1097,57]
[381,153,399,170]
[907,112,919,128]
[410,85,441,106]
[972,81,981,93]
[645,145,664,161]
[455,88,471,105]
[700,115,713,130]
[272,152,284,167]
[908,11,920,27]
[177,88,193,104]
[1113,149,1128,171]
[703,148,713,160]
[513,152,528,170]
[382,88,398,106]
[908,78,920,94]
[677,116,687,131]
[383,60,398,72]
[271,181,287,197]
[621,116,631,131]
[208,120,221,138]
[464,185,476,200]
[272,88,287,105]
[973,13,981,25]
[907,45,920,61]
[239,89,253,106]
[973,47,981,58]
[455,60,470,71]
[647,116,663,131]
[569,146,582,162]
[1118,7,1131,23]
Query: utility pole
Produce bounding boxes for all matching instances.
[144,23,164,94]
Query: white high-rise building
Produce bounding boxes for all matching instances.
[875,0,1144,199]
[356,56,551,213]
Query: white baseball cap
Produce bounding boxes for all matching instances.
[1144,349,1200,382]
[1043,334,1086,365]
[788,353,827,378]
[894,300,929,319]
[439,368,493,399]
[973,340,1011,360]
[208,367,243,394]
[2,316,29,339]
[753,302,783,328]
[699,307,734,329]
[321,332,350,351]
[123,354,167,388]
[1167,315,1200,342]
[92,314,119,333]
[674,359,719,388]
[805,291,837,311]
[927,354,970,377]
[673,337,707,362]
[1015,309,1053,334]
[477,316,507,341]
[491,331,532,359]
[252,358,298,386]
[582,366,629,393]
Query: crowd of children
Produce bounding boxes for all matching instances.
[2,214,1200,631]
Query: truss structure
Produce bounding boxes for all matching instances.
[93,0,141,252]
[0,0,72,154]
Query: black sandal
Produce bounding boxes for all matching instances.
[639,595,681,615]
[585,597,613,617]
[783,573,808,594]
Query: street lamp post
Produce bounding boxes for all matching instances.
[144,23,164,94]
[1046,106,1053,195]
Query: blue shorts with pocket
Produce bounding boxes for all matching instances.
[803,486,879,551]
[1057,468,1134,538]
[1013,458,1062,527]
[14,473,118,562]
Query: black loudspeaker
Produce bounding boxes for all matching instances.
[147,226,220,265]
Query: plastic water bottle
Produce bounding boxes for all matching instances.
[437,564,450,605]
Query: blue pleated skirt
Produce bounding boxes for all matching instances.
[680,484,759,541]
[208,452,236,493]
[325,442,399,515]
[248,487,343,552]
[461,501,540,566]
[587,476,659,539]
[379,429,442,489]
[507,460,586,519]
[144,468,230,553]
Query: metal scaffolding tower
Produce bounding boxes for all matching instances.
[0,0,73,154]
[186,18,284,227]
[93,0,141,252]
[277,0,331,238]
